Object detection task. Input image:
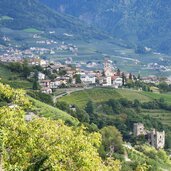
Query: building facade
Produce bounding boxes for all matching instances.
[133,123,165,149]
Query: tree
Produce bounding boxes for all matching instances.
[75,107,90,123]
[134,99,141,108]
[34,70,39,81]
[32,80,39,90]
[23,60,32,78]
[122,72,126,86]
[129,73,132,80]
[117,69,121,76]
[58,69,67,76]
[56,101,70,111]
[158,82,170,92]
[100,126,123,157]
[107,99,122,114]
[85,100,94,115]
[0,107,117,170]
[74,74,81,84]
[119,98,132,107]
[68,78,72,84]
[133,99,141,112]
[0,83,121,170]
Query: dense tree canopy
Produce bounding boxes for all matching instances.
[0,83,121,170]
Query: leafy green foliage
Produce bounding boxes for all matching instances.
[56,101,90,123]
[100,126,123,157]
[74,74,81,84]
[0,83,31,109]
[0,107,121,170]
[0,63,32,89]
[27,91,53,105]
[30,97,79,125]
[0,83,121,170]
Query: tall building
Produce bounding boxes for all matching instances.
[148,129,165,149]
[133,123,146,136]
[133,123,165,149]
[103,58,113,77]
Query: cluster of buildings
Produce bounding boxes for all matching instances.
[146,63,170,72]
[0,33,78,63]
[133,123,165,149]
[1,39,171,94]
[33,58,124,94]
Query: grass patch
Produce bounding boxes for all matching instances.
[0,63,32,89]
[23,28,42,33]
[59,88,122,108]
[116,89,151,102]
[29,97,79,126]
[141,91,171,105]
[59,88,152,108]
[141,109,171,127]
[0,63,17,80]
[0,15,13,20]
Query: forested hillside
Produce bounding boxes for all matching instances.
[0,83,121,170]
[1,82,171,170]
[41,0,171,53]
[0,0,106,40]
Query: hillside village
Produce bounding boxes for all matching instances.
[1,0,171,170]
[1,52,171,94]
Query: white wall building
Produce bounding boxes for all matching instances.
[40,59,47,66]
[38,72,45,80]
[102,76,112,86]
[112,77,123,88]
[81,74,96,84]
[41,87,52,94]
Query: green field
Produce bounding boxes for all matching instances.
[59,87,171,107]
[141,91,171,105]
[0,63,17,80]
[23,28,42,33]
[0,63,32,89]
[59,87,171,128]
[0,15,13,20]
[141,109,171,127]
[30,97,79,126]
[59,88,152,108]
[59,88,122,107]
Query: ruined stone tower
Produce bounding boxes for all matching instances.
[148,129,165,149]
[133,123,146,136]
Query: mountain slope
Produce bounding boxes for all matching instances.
[41,0,171,53]
[0,0,107,39]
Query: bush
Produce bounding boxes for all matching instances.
[27,91,53,105]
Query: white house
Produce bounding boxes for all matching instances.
[112,76,123,88]
[41,87,52,94]
[80,74,96,85]
[50,79,62,89]
[39,80,51,88]
[40,59,48,67]
[38,72,45,80]
[102,76,112,86]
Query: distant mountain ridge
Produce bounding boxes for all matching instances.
[40,0,171,54]
[0,0,107,40]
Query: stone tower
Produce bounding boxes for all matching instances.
[148,129,165,149]
[103,58,113,77]
[133,123,146,136]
